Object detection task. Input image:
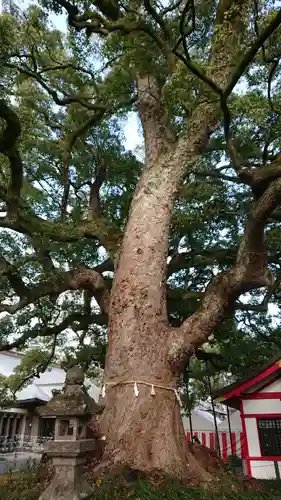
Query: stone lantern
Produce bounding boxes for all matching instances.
[38,366,104,500]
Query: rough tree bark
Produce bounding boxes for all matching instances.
[99,42,239,485]
[97,2,281,482]
[2,0,281,487]
[99,76,213,481]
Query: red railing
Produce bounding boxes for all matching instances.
[186,431,246,461]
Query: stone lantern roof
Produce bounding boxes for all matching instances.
[38,366,103,418]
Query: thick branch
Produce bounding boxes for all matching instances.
[56,0,119,22]
[224,8,281,97]
[168,247,237,275]
[0,100,21,151]
[55,0,165,49]
[5,63,107,111]
[61,111,106,218]
[0,99,23,218]
[168,176,281,370]
[0,266,108,315]
[227,141,281,199]
[195,349,225,369]
[32,243,55,273]
[137,75,176,166]
[93,0,120,20]
[0,255,29,297]
[236,272,281,313]
[0,312,107,352]
[88,152,107,218]
[0,211,121,257]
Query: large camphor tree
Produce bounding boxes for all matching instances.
[1,0,281,484]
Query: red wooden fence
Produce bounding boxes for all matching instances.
[186,431,246,462]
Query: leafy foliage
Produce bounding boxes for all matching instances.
[0,469,281,499]
[0,0,281,405]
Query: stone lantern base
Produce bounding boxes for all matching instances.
[37,367,104,500]
[39,456,92,500]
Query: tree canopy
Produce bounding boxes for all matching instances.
[0,0,281,406]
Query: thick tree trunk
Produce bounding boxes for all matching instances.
[100,379,210,482]
[98,76,219,480]
[99,155,211,480]
[97,21,281,477]
[99,163,186,470]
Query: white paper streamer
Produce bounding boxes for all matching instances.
[134,381,139,396]
[174,389,182,406]
[101,380,182,406]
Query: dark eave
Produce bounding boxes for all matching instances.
[16,398,47,408]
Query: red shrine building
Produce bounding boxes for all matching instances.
[213,353,281,480]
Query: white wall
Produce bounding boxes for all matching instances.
[0,351,101,406]
[182,410,218,431]
[243,398,281,414]
[261,378,281,393]
[245,418,260,456]
[245,415,281,479]
[242,386,281,479]
[250,461,277,480]
[218,410,242,431]
[34,383,64,398]
[0,353,20,376]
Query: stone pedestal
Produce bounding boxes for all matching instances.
[38,367,104,500]
[39,457,92,500]
[39,440,97,499]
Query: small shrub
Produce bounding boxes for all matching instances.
[226,455,243,470]
[260,480,281,494]
[0,471,44,500]
[1,469,281,499]
[89,470,281,499]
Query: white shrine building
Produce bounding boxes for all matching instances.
[214,353,281,480]
[0,351,100,446]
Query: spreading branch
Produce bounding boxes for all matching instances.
[61,110,106,218]
[94,258,114,274]
[236,271,281,313]
[93,0,120,20]
[137,75,176,165]
[0,211,121,257]
[9,335,59,398]
[224,8,281,97]
[5,62,107,111]
[143,0,170,39]
[88,150,107,218]
[224,147,281,200]
[0,266,109,315]
[168,247,237,275]
[168,176,281,370]
[0,311,107,352]
[0,99,23,218]
[55,0,165,49]
[0,255,29,297]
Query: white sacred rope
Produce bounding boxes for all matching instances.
[101,380,182,406]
